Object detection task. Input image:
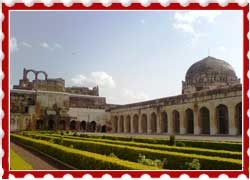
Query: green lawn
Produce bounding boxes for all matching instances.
[10,148,33,170]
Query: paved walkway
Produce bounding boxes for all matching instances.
[10,142,63,170]
[83,133,242,142]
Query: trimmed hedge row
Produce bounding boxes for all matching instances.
[45,133,241,159]
[10,134,160,170]
[26,133,242,170]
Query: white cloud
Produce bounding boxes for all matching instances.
[41,42,50,49]
[70,71,115,89]
[10,37,18,53]
[174,10,222,24]
[122,89,149,103]
[173,23,195,34]
[54,43,62,49]
[140,19,146,24]
[21,41,32,48]
[40,42,63,51]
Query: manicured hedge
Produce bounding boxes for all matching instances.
[10,134,160,170]
[25,133,242,170]
[44,133,241,159]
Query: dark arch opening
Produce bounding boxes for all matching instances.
[59,120,66,130]
[186,108,194,134]
[141,114,147,133]
[101,125,107,132]
[48,119,55,130]
[70,120,76,130]
[36,120,44,130]
[236,102,242,134]
[80,121,86,131]
[173,110,180,134]
[161,111,168,133]
[199,107,210,134]
[133,114,139,133]
[125,115,131,133]
[151,113,157,133]
[119,116,124,133]
[216,104,229,134]
[90,121,96,132]
[113,116,118,133]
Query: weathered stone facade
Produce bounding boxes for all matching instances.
[10,56,243,136]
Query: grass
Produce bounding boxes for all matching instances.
[10,148,33,170]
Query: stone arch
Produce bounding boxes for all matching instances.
[119,116,124,133]
[48,119,55,130]
[173,110,180,134]
[161,111,168,133]
[36,71,48,80]
[185,108,194,134]
[36,120,44,130]
[70,120,76,130]
[90,121,96,132]
[59,120,66,130]
[216,104,229,134]
[25,69,37,81]
[125,115,131,133]
[101,125,107,132]
[199,107,210,134]
[80,121,86,131]
[141,114,147,133]
[113,116,118,133]
[235,102,242,134]
[150,112,157,133]
[133,114,139,133]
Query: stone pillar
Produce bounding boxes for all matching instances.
[167,111,173,134]
[117,118,121,133]
[157,110,161,133]
[124,118,128,133]
[111,117,115,133]
[76,121,81,131]
[147,114,152,134]
[131,116,134,133]
[209,105,217,135]
[228,104,237,135]
[193,109,200,135]
[180,110,186,134]
[138,115,143,133]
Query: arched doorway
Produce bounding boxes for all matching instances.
[235,102,242,134]
[36,120,43,130]
[125,115,131,133]
[151,112,157,133]
[101,125,107,132]
[185,109,194,134]
[141,114,147,133]
[161,111,168,133]
[199,107,210,134]
[133,114,139,133]
[119,116,124,133]
[173,110,180,134]
[70,120,76,130]
[48,119,55,130]
[216,104,229,134]
[113,116,118,133]
[80,121,86,131]
[90,121,96,132]
[59,120,66,130]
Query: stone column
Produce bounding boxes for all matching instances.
[124,118,128,133]
[111,117,115,133]
[157,111,162,134]
[138,115,143,133]
[167,111,173,134]
[209,105,217,135]
[131,115,134,133]
[193,109,200,135]
[147,114,152,134]
[117,118,121,133]
[180,110,186,134]
[228,104,237,135]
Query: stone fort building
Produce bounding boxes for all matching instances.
[10,56,242,136]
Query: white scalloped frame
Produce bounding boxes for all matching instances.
[1,1,249,180]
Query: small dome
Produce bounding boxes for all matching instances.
[183,56,240,94]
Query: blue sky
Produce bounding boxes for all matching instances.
[10,10,243,104]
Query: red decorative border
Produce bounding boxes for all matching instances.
[2,2,249,179]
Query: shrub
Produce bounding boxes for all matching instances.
[184,159,201,170]
[28,134,242,170]
[10,134,160,170]
[60,132,64,136]
[73,132,77,136]
[169,135,176,146]
[109,153,118,158]
[137,154,163,168]
[176,142,185,147]
[66,131,69,134]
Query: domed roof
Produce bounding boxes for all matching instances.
[185,56,236,80]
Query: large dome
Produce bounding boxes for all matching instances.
[182,56,240,94]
